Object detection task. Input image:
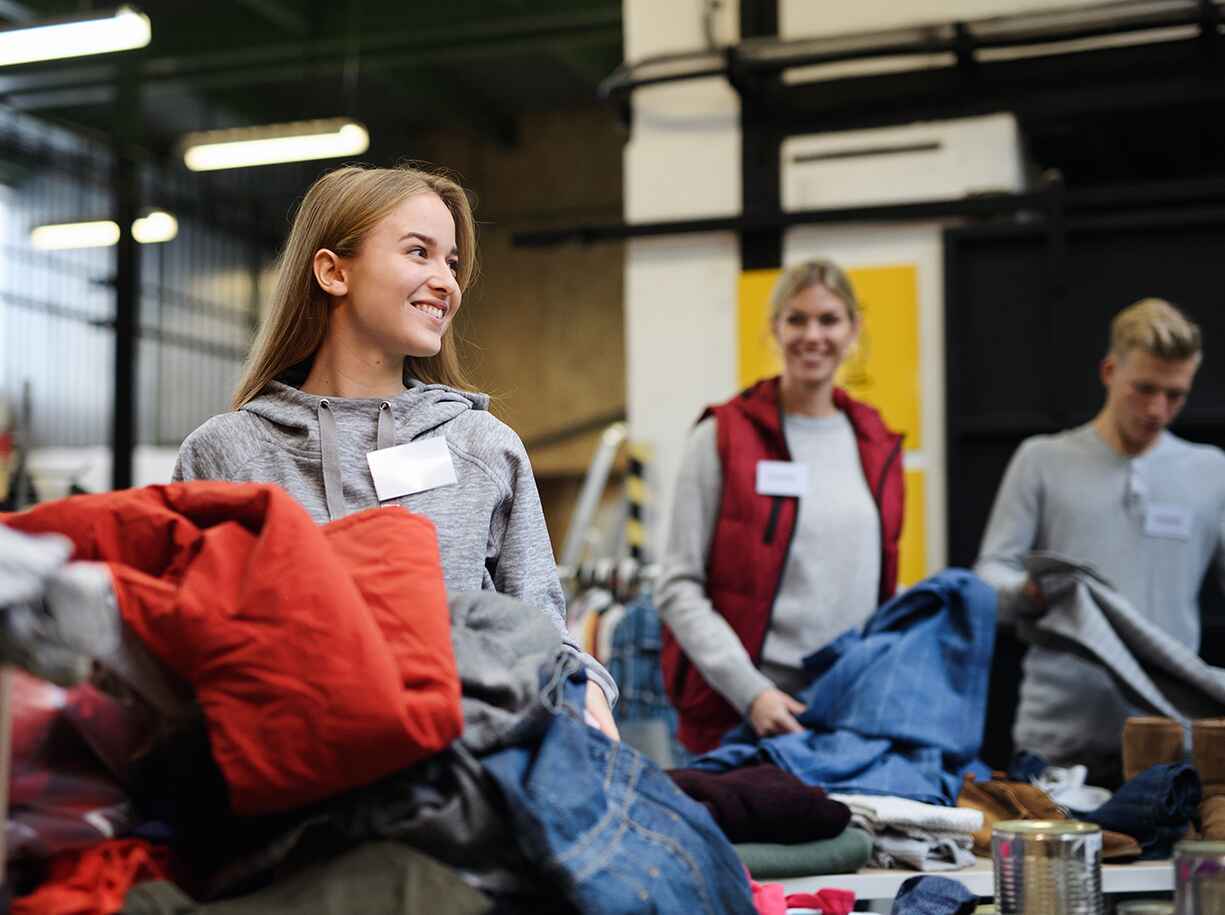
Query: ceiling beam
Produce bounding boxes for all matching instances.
[0,17,620,101]
[234,0,309,36]
[419,66,519,148]
[0,0,33,24]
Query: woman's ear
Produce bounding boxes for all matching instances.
[313,248,348,297]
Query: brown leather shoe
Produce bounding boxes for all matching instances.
[1123,716,1185,782]
[957,773,1142,860]
[1201,795,1225,840]
[1193,718,1225,799]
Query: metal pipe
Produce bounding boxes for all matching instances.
[558,421,627,575]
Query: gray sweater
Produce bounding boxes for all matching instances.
[656,413,881,715]
[173,378,616,706]
[976,423,1225,764]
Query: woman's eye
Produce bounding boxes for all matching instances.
[448,260,460,275]
[407,246,427,257]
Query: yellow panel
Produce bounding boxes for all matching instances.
[737,269,783,388]
[899,467,927,589]
[839,264,922,450]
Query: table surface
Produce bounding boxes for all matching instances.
[778,855,1174,900]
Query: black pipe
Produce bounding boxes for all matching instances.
[110,59,139,491]
[512,177,1225,248]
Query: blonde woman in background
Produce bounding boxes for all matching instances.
[657,259,904,753]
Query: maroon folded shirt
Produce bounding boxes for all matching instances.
[667,762,851,843]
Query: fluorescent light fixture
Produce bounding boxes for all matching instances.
[181,118,370,171]
[131,210,177,244]
[31,211,178,250]
[30,220,120,250]
[0,6,151,68]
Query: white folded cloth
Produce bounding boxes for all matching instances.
[829,793,982,872]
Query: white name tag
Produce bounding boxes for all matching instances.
[756,460,808,497]
[366,436,457,502]
[1144,502,1192,541]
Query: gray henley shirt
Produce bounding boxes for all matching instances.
[975,423,1225,764]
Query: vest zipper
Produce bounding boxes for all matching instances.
[875,437,903,507]
[762,496,784,545]
[872,437,903,600]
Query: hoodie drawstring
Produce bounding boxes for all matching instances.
[318,399,397,521]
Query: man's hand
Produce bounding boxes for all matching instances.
[748,688,806,737]
[1023,578,1049,611]
[585,680,620,741]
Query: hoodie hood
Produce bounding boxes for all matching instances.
[242,379,489,453]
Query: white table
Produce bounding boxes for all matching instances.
[779,855,1174,900]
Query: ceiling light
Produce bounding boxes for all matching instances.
[0,6,151,68]
[181,119,370,172]
[30,220,120,250]
[31,211,178,250]
[131,210,177,243]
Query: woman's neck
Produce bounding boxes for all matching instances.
[779,375,837,418]
[301,333,407,400]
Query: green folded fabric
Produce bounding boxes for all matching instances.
[122,842,491,915]
[735,827,873,879]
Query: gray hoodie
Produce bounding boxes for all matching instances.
[173,378,616,705]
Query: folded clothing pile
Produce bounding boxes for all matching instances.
[829,794,982,872]
[668,762,873,879]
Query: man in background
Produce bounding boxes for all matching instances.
[975,298,1225,781]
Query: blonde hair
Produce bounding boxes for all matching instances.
[1110,297,1201,363]
[232,164,479,410]
[768,258,860,327]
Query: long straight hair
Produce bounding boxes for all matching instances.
[232,164,479,410]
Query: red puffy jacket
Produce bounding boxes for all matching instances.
[4,482,462,815]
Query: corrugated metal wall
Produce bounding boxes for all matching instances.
[0,106,270,451]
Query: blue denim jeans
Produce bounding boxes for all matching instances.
[890,874,978,914]
[1084,762,1201,859]
[480,668,755,915]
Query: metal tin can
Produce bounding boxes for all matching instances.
[1174,840,1225,914]
[992,819,1103,915]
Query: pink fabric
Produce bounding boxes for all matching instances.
[748,877,855,915]
[786,888,855,914]
[750,879,786,915]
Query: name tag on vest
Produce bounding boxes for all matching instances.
[1144,502,1192,541]
[367,436,457,502]
[756,460,807,497]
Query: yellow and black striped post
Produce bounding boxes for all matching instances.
[625,441,652,561]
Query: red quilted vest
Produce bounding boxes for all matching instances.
[660,376,905,753]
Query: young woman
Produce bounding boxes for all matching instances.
[657,259,904,753]
[174,164,617,736]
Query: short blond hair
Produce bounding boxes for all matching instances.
[768,259,859,326]
[1110,298,1201,362]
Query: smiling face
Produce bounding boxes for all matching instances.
[773,283,859,389]
[330,191,461,360]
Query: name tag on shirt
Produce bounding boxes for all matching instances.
[366,436,457,502]
[1144,502,1192,541]
[756,460,808,497]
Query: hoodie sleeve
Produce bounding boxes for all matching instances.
[173,414,249,482]
[487,430,619,708]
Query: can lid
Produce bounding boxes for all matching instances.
[1176,839,1225,855]
[993,819,1101,836]
[1115,902,1174,915]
